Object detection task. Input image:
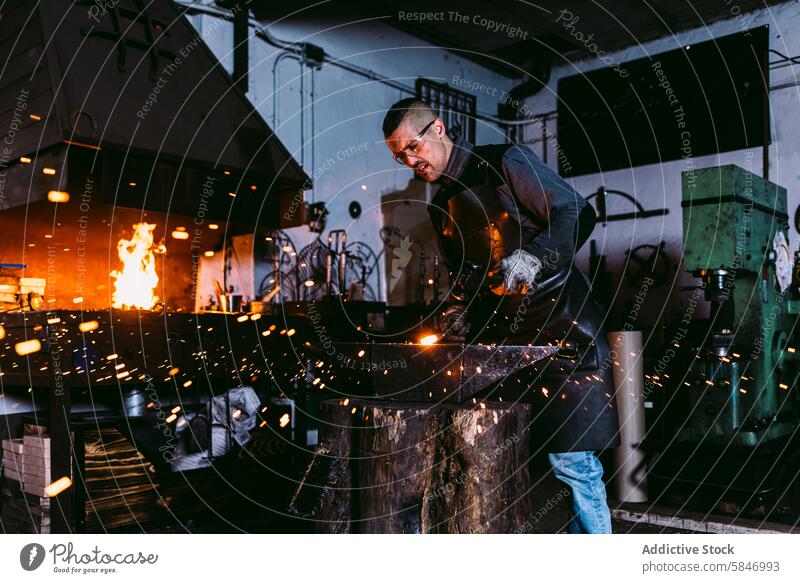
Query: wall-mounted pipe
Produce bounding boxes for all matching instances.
[299,58,305,168]
[271,51,310,171]
[311,66,316,204]
[762,47,770,180]
[272,51,300,127]
[175,1,538,130]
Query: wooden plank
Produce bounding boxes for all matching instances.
[2,454,25,469]
[3,469,23,482]
[22,483,51,497]
[23,473,53,489]
[20,457,49,471]
[2,438,24,454]
[23,435,51,446]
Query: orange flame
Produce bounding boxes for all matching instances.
[111,223,160,309]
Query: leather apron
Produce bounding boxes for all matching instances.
[429,144,620,452]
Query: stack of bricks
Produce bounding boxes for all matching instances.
[23,435,56,498]
[0,436,57,533]
[2,438,24,483]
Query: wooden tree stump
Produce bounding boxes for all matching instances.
[291,399,535,533]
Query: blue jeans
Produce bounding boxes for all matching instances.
[548,451,612,534]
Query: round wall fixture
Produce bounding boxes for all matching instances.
[794,204,800,234]
[349,200,362,219]
[70,110,97,137]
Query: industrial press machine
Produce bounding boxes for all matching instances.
[651,164,800,510]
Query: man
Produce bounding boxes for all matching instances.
[383,98,620,534]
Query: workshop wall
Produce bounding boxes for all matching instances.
[521,3,800,338]
[186,5,514,305]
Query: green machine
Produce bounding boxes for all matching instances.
[679,164,799,447]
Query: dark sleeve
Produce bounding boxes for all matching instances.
[500,145,590,271]
[427,196,462,295]
[427,196,453,272]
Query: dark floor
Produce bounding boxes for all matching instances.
[517,470,692,534]
[55,444,799,534]
[98,448,800,534]
[116,464,694,534]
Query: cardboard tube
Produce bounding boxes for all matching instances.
[608,330,648,503]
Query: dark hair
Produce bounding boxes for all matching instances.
[382,98,431,137]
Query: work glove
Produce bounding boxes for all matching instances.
[492,249,543,295]
[440,303,470,342]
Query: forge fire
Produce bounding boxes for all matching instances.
[110,223,160,310]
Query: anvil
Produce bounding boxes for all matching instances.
[315,342,559,403]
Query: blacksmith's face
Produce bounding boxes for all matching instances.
[386,117,449,182]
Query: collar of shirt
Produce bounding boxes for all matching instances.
[436,134,474,188]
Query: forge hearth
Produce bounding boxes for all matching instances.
[0,0,310,313]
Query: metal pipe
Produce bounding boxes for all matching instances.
[311,66,316,204]
[767,49,800,69]
[325,247,332,297]
[299,59,305,168]
[178,1,300,52]
[175,1,540,130]
[331,230,347,295]
[609,330,648,503]
[272,51,306,168]
[339,244,347,296]
[232,3,249,93]
[762,47,770,180]
[271,51,300,128]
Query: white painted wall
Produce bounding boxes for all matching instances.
[185,2,800,325]
[521,3,800,328]
[185,4,514,305]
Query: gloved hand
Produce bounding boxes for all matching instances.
[440,303,470,342]
[492,249,543,295]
